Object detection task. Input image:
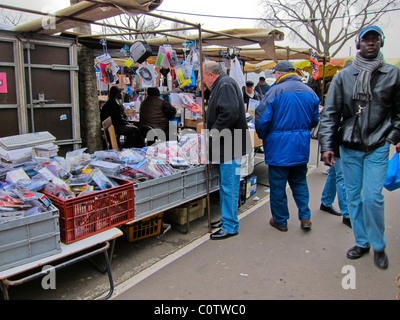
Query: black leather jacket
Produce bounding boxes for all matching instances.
[319,63,400,152]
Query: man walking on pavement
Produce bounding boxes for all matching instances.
[255,60,320,232]
[202,61,251,240]
[318,25,400,269]
[319,61,353,229]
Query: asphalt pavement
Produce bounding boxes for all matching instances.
[4,139,400,302]
[111,161,400,301]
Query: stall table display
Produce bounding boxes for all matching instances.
[0,228,122,300]
[44,178,134,244]
[0,131,223,299]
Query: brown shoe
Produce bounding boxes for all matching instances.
[269,218,288,232]
[300,219,312,230]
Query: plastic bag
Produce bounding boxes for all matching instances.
[175,61,193,88]
[384,153,400,191]
[137,64,158,87]
[186,46,200,70]
[229,57,245,88]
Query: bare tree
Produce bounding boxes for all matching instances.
[258,0,399,57]
[104,13,163,41]
[170,21,191,37]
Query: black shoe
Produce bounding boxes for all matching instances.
[211,220,223,228]
[269,218,288,232]
[346,246,370,259]
[320,203,342,216]
[374,251,389,269]
[210,229,238,240]
[342,217,352,228]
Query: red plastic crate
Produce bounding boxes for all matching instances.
[44,179,134,244]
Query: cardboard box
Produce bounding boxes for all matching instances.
[165,198,206,225]
[184,118,202,128]
[196,122,204,134]
[240,175,257,201]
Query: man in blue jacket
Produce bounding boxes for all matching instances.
[255,60,320,232]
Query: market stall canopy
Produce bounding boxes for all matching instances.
[204,46,321,64]
[292,58,345,79]
[243,60,277,73]
[386,58,400,67]
[145,28,283,48]
[12,0,163,35]
[293,57,400,79]
[64,27,289,63]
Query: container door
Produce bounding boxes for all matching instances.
[23,38,81,155]
[0,37,21,137]
[0,31,81,156]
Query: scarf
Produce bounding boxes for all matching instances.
[352,51,385,102]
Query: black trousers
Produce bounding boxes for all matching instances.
[115,125,144,148]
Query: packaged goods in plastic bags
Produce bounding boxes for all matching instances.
[384,153,400,191]
[137,64,158,87]
[175,62,193,88]
[156,45,171,68]
[186,46,201,70]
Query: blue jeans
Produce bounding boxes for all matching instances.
[268,164,311,226]
[219,159,241,234]
[340,143,389,251]
[321,157,349,218]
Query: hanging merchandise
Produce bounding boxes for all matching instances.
[156,44,179,69]
[186,46,200,71]
[137,63,159,88]
[167,49,179,68]
[156,45,170,68]
[310,51,320,80]
[130,40,152,64]
[95,53,120,85]
[175,61,193,88]
[229,56,245,88]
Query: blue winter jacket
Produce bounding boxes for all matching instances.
[255,73,320,166]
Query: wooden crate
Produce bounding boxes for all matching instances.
[165,198,206,225]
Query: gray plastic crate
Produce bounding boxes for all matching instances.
[0,205,61,272]
[133,171,185,220]
[133,165,219,221]
[182,165,219,201]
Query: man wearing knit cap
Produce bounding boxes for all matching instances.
[319,25,400,269]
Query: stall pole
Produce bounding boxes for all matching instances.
[198,25,212,233]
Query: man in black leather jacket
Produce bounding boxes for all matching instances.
[319,26,400,269]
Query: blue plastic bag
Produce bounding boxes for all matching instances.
[384,153,400,191]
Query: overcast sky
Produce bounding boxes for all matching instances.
[2,0,399,58]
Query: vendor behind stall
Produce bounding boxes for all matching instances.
[100,86,144,148]
[139,87,177,137]
[242,80,261,111]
